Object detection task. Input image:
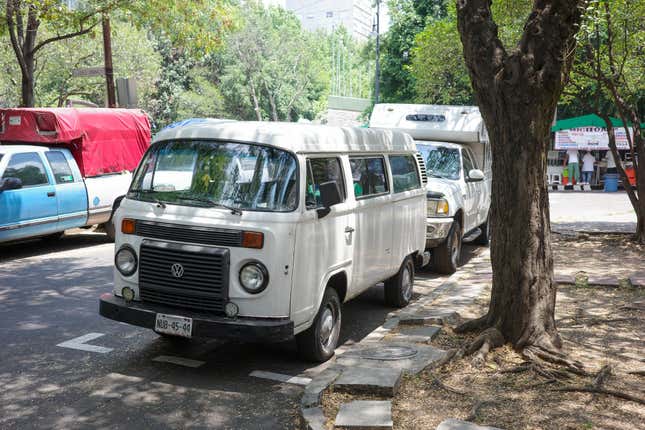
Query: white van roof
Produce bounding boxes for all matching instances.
[153,119,416,154]
[370,104,487,144]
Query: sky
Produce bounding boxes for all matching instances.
[261,0,390,32]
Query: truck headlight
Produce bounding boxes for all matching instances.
[427,198,450,215]
[239,262,269,294]
[436,198,449,215]
[115,246,138,276]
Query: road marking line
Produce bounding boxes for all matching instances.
[56,333,113,354]
[153,355,205,368]
[250,370,312,386]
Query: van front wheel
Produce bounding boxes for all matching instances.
[384,257,414,308]
[296,288,341,362]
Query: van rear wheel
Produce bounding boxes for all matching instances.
[433,220,461,274]
[384,256,414,308]
[296,288,341,362]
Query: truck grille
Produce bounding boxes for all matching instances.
[138,240,229,313]
[135,220,242,247]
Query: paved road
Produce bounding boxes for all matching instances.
[0,231,474,430]
[549,191,636,233]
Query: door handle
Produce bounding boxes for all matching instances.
[344,226,355,233]
[47,191,56,197]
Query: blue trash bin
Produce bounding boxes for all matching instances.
[604,173,619,192]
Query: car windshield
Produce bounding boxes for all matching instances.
[417,143,461,180]
[129,140,298,212]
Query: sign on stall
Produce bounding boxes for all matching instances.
[555,126,632,150]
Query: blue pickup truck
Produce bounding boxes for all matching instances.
[0,107,150,244]
[0,145,134,243]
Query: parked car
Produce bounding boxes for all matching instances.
[0,108,150,243]
[99,119,429,362]
[370,104,492,274]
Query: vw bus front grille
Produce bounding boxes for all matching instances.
[138,240,229,313]
[135,220,242,247]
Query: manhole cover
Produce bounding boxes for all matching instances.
[360,345,418,361]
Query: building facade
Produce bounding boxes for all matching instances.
[285,0,373,42]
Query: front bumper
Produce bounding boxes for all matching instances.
[99,293,294,342]
[425,217,453,248]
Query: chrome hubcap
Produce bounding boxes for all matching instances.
[402,266,413,301]
[320,307,335,348]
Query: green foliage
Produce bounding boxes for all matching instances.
[219,2,328,121]
[408,0,533,106]
[379,0,426,102]
[566,0,645,117]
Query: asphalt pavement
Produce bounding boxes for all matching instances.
[0,191,633,429]
[0,230,455,430]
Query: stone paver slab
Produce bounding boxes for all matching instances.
[629,276,645,287]
[335,400,392,429]
[301,367,341,408]
[389,325,442,343]
[334,367,402,396]
[399,309,460,326]
[337,342,447,375]
[301,407,326,430]
[436,418,503,430]
[587,276,620,287]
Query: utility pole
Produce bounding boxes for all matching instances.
[102,13,117,108]
[374,0,381,104]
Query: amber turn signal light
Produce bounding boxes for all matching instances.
[121,218,136,234]
[241,231,264,249]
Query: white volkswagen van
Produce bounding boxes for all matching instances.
[99,119,427,362]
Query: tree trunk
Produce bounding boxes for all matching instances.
[455,0,583,353]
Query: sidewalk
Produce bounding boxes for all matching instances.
[301,249,494,430]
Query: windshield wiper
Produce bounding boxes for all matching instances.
[177,196,242,215]
[129,189,166,208]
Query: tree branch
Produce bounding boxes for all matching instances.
[31,22,98,54]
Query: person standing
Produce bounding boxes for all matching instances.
[604,150,618,173]
[581,151,595,184]
[565,148,580,185]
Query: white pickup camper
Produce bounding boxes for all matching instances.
[370,104,492,274]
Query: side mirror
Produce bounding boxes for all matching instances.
[317,181,342,218]
[467,169,485,182]
[0,177,23,191]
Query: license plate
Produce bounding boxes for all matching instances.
[155,313,193,338]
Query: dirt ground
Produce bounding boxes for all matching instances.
[324,235,645,430]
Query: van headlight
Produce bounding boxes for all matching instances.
[239,262,269,294]
[115,246,138,276]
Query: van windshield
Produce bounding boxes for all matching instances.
[129,140,298,212]
[417,143,461,180]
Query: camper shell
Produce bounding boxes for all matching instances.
[100,119,428,362]
[371,104,492,274]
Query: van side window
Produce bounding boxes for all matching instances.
[45,151,75,184]
[2,152,49,187]
[389,155,421,193]
[349,157,389,198]
[305,158,346,209]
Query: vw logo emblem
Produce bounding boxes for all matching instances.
[170,263,184,278]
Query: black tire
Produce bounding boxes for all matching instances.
[42,231,65,241]
[384,256,414,308]
[473,217,490,246]
[103,221,116,242]
[296,288,341,362]
[433,220,462,274]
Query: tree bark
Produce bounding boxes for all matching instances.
[455,0,583,352]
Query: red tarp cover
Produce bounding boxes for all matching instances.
[0,108,150,177]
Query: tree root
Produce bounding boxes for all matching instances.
[552,386,645,405]
[522,345,589,376]
[465,399,496,422]
[454,314,489,334]
[552,364,645,405]
[464,327,505,367]
[431,375,467,396]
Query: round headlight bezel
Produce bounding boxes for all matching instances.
[239,262,269,294]
[115,245,138,277]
